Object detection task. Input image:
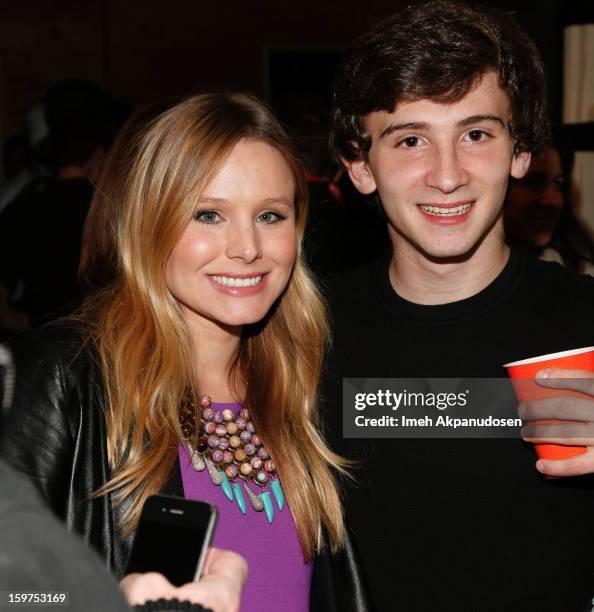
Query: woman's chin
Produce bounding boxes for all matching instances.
[215,308,273,329]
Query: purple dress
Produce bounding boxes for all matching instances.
[178,402,312,611]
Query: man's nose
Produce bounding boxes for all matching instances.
[425,144,469,194]
[225,220,262,263]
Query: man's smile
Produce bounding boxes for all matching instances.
[417,202,474,216]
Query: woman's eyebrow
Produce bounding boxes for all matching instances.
[197,196,293,206]
[260,197,293,206]
[197,196,227,205]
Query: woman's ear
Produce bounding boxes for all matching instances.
[341,156,378,195]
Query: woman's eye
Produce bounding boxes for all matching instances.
[193,210,220,224]
[257,211,285,224]
[466,129,488,142]
[399,136,420,148]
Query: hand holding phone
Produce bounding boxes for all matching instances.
[126,495,217,586]
[121,547,247,612]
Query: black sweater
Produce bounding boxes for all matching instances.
[324,249,594,612]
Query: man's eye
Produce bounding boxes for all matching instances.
[466,130,487,142]
[257,211,285,223]
[193,210,220,224]
[400,136,420,148]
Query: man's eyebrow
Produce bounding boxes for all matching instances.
[379,115,507,139]
[457,114,506,128]
[380,122,429,138]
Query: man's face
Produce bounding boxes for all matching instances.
[345,71,531,261]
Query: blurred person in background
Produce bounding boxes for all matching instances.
[0,79,122,328]
[79,100,173,294]
[287,101,389,279]
[0,134,37,216]
[504,144,594,275]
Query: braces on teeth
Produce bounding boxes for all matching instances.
[419,204,472,216]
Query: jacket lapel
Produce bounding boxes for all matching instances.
[161,455,184,497]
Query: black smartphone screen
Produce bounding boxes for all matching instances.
[126,496,217,586]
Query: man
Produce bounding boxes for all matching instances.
[326,2,594,610]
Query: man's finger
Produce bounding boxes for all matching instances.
[522,420,594,443]
[518,397,594,421]
[535,369,594,396]
[536,448,594,477]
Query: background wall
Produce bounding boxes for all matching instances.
[0,0,566,141]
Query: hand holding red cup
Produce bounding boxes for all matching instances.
[504,347,594,462]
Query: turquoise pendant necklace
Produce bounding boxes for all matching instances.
[180,394,285,523]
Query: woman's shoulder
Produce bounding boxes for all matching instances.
[310,527,374,612]
[8,319,97,375]
[1,319,106,522]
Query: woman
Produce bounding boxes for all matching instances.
[0,93,369,611]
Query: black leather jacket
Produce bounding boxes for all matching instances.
[0,323,372,612]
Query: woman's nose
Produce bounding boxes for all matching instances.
[225,221,262,262]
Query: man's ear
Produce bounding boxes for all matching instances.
[510,150,531,179]
[341,156,377,195]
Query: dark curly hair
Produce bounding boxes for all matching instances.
[330,1,550,162]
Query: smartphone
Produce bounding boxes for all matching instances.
[126,495,218,586]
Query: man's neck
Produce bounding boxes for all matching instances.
[389,238,510,306]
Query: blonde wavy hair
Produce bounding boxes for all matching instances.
[80,92,347,560]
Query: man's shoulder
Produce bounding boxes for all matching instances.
[524,254,594,298]
[324,257,387,310]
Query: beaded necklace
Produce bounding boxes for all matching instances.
[180,394,285,524]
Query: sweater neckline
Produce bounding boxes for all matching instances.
[377,248,524,323]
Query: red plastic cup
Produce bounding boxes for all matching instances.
[504,347,594,461]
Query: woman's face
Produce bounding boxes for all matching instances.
[165,138,298,333]
[504,147,565,248]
